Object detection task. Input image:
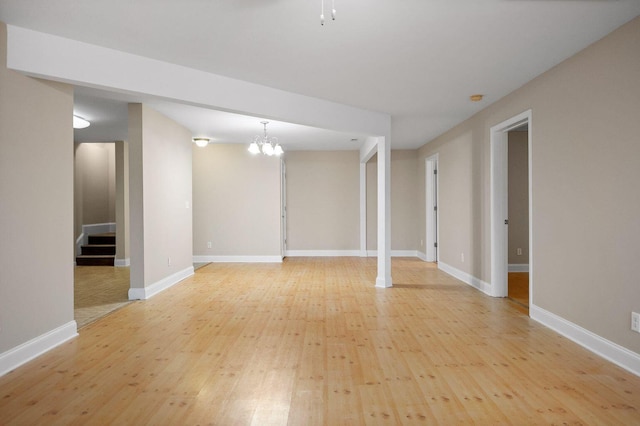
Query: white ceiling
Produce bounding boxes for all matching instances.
[2,0,639,150]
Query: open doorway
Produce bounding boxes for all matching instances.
[507,129,529,312]
[490,110,532,306]
[74,141,131,328]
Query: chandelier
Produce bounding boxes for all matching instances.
[249,121,283,156]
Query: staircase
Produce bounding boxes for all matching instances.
[76,232,116,266]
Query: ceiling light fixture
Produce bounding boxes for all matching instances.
[249,121,283,156]
[320,0,336,25]
[470,94,484,102]
[193,138,210,147]
[73,115,90,129]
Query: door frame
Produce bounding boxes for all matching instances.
[425,154,439,262]
[280,159,287,257]
[490,110,532,301]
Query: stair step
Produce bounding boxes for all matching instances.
[81,244,116,255]
[76,255,115,266]
[88,232,116,245]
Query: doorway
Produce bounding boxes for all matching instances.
[507,129,530,312]
[490,110,532,305]
[425,154,439,262]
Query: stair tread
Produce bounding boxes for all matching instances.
[91,232,115,237]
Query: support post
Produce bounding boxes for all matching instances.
[375,136,392,288]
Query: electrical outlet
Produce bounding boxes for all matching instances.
[420,239,424,247]
[632,312,640,333]
[207,241,212,249]
[461,252,465,262]
[517,248,522,256]
[167,257,171,267]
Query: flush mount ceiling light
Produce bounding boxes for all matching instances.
[248,121,284,157]
[320,0,336,25]
[470,94,484,102]
[73,115,90,129]
[193,138,210,147]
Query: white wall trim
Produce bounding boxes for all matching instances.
[367,250,421,258]
[490,110,533,298]
[508,263,529,272]
[193,255,283,263]
[425,154,439,262]
[128,266,194,300]
[417,251,427,261]
[531,304,640,377]
[114,258,130,267]
[0,321,77,377]
[75,232,85,257]
[284,250,360,257]
[438,261,493,296]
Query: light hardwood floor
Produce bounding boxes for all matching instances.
[1,258,638,424]
[508,272,529,315]
[74,266,131,328]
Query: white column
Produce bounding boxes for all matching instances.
[115,140,130,267]
[376,136,392,288]
[360,162,367,257]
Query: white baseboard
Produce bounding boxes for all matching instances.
[0,321,78,377]
[366,250,421,258]
[128,266,194,300]
[417,251,427,261]
[193,255,283,263]
[438,261,492,296]
[114,258,130,267]
[531,304,640,377]
[285,250,361,257]
[508,263,529,272]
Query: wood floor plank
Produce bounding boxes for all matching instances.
[1,257,639,425]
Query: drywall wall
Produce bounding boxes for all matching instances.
[418,17,640,353]
[285,151,359,251]
[367,150,419,252]
[192,144,281,258]
[0,22,75,353]
[508,131,529,265]
[74,142,116,239]
[128,104,193,290]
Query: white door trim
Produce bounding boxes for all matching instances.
[490,110,532,299]
[425,154,439,262]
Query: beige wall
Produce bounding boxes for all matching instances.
[285,151,359,251]
[367,150,419,252]
[508,131,529,265]
[192,144,281,257]
[0,23,74,352]
[418,17,640,353]
[128,104,193,288]
[74,142,116,239]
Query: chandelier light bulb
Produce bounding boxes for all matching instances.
[332,0,336,20]
[263,143,274,156]
[248,142,260,154]
[274,144,284,156]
